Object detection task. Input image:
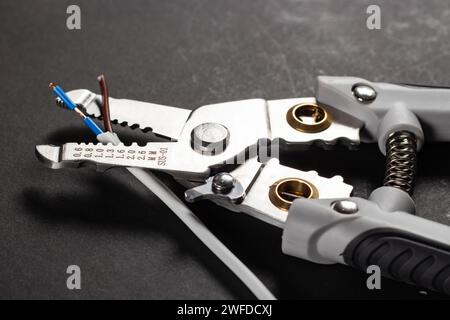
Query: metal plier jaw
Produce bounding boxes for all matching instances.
[36,76,450,294]
[36,84,360,225]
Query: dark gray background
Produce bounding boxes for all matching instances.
[1,0,450,299]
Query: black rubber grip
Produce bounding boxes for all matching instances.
[343,229,450,295]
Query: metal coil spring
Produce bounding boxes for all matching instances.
[383,131,417,195]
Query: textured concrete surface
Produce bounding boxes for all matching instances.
[1,0,450,299]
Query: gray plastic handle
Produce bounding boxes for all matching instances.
[316,76,450,152]
[282,187,450,294]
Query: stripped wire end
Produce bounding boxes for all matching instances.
[74,107,86,118]
[49,82,77,111]
[48,81,104,136]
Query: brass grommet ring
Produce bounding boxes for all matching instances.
[286,103,332,133]
[269,178,319,211]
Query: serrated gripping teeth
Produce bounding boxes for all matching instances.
[60,90,191,140]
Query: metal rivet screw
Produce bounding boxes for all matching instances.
[332,200,359,214]
[212,172,235,194]
[191,122,230,155]
[352,84,377,103]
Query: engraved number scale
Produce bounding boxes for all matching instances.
[62,143,169,168]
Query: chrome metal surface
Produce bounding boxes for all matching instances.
[63,91,361,148]
[384,131,417,195]
[352,84,377,103]
[37,99,271,181]
[185,174,245,204]
[191,122,230,155]
[229,159,353,227]
[331,200,359,214]
[40,93,359,225]
[36,142,208,180]
[40,95,362,184]
[268,97,360,147]
[211,172,235,194]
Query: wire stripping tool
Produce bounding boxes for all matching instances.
[36,76,450,296]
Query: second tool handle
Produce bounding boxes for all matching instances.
[282,196,450,295]
[343,229,450,295]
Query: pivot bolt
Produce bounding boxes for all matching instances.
[332,200,358,214]
[352,84,377,103]
[191,122,230,155]
[212,172,235,194]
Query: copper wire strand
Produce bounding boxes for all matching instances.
[97,74,113,132]
[74,107,86,118]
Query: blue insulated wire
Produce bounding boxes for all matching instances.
[49,82,104,136]
[83,117,103,136]
[49,83,77,110]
